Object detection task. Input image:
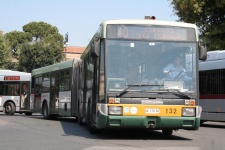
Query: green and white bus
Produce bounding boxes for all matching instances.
[78,19,207,135]
[31,59,81,119]
[0,70,32,115]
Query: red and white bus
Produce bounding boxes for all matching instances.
[0,70,32,115]
[199,50,225,123]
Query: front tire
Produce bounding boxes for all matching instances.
[200,120,205,126]
[5,102,16,115]
[87,104,99,134]
[162,129,173,135]
[78,102,84,125]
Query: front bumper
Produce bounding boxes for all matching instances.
[96,115,200,130]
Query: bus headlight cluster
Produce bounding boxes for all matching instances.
[182,108,195,117]
[185,99,195,106]
[108,106,122,115]
[108,97,120,104]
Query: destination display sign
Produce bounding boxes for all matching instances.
[106,25,196,41]
[4,76,20,81]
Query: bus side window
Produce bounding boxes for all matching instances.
[0,82,3,95]
[32,77,35,89]
[12,84,20,96]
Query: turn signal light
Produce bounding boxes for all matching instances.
[109,98,115,104]
[190,100,195,106]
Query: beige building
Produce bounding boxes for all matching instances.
[0,30,3,36]
[63,46,85,60]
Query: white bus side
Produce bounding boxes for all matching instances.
[199,50,225,122]
[0,70,32,115]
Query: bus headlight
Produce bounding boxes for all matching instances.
[182,108,195,117]
[108,106,122,115]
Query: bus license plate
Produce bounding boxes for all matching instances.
[145,108,160,114]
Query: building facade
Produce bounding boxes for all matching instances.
[63,46,85,60]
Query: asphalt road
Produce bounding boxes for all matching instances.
[0,113,224,150]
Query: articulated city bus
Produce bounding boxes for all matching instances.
[78,19,207,135]
[0,70,32,115]
[199,50,225,124]
[31,59,81,119]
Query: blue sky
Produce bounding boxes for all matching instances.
[0,0,178,46]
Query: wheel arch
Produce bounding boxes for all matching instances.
[42,99,48,107]
[3,100,16,115]
[3,100,16,108]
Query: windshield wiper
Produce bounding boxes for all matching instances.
[116,84,163,97]
[165,88,191,99]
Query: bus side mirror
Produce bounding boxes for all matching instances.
[199,45,207,61]
[91,34,100,57]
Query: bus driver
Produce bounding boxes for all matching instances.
[163,55,192,82]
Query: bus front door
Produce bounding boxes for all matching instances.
[20,82,30,110]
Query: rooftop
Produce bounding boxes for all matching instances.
[64,46,85,54]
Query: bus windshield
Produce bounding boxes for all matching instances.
[105,39,197,94]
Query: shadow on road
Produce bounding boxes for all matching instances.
[12,113,192,140]
[201,122,225,129]
[57,117,191,141]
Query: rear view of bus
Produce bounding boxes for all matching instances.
[79,19,207,135]
[0,70,32,115]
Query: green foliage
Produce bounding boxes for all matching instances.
[0,35,12,69]
[4,31,32,58]
[171,0,225,51]
[23,22,59,41]
[19,41,65,73]
[4,21,65,72]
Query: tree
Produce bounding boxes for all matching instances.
[0,34,12,69]
[19,41,64,72]
[5,21,65,72]
[171,0,225,51]
[4,31,32,55]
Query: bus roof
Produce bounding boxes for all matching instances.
[205,50,225,61]
[81,19,199,59]
[199,50,225,71]
[101,19,198,38]
[0,70,30,76]
[32,59,77,76]
[101,19,197,28]
[0,70,31,81]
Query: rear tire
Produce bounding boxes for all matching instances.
[78,115,84,125]
[25,112,33,116]
[162,129,173,135]
[42,102,50,119]
[78,103,84,125]
[5,102,16,115]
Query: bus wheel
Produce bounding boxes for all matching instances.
[42,103,50,119]
[78,114,84,125]
[162,129,173,135]
[25,112,33,116]
[200,120,205,126]
[87,104,99,134]
[78,105,84,125]
[5,102,16,115]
